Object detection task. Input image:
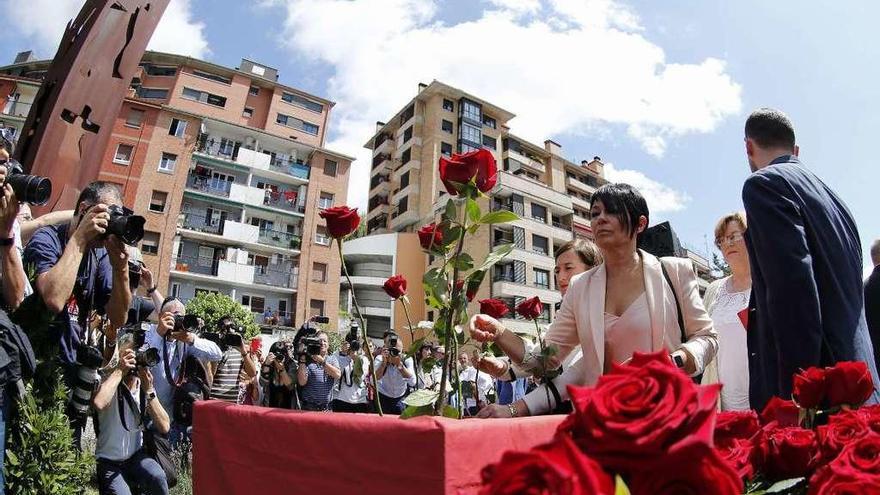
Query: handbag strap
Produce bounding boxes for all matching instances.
[659,259,686,345]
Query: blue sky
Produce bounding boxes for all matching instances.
[3,0,878,274]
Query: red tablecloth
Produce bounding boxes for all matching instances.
[192,401,564,495]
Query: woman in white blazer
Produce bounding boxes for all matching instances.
[470,183,718,417]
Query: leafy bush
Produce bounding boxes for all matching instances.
[185,292,260,339]
[4,376,93,495]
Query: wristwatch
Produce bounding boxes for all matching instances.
[146,390,157,402]
[0,236,14,247]
[146,285,158,295]
[671,352,686,369]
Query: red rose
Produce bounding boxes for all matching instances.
[793,366,828,409]
[452,280,476,302]
[515,296,543,320]
[830,434,880,477]
[825,361,875,407]
[562,351,720,472]
[808,469,880,495]
[479,299,510,320]
[438,148,497,195]
[858,405,880,435]
[760,397,800,427]
[479,436,614,495]
[714,410,760,448]
[810,436,880,494]
[629,441,742,495]
[417,223,443,250]
[319,205,360,239]
[717,438,756,481]
[382,275,407,299]
[752,422,818,481]
[818,410,872,462]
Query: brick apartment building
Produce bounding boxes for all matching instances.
[0,51,353,331]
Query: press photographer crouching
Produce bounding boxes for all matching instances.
[145,297,221,444]
[331,323,370,413]
[296,329,340,411]
[375,331,415,415]
[203,316,257,403]
[23,181,137,447]
[92,328,169,495]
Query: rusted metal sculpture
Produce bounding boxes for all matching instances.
[13,0,169,213]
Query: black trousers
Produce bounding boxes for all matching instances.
[331,400,369,413]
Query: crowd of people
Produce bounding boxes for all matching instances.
[0,108,879,494]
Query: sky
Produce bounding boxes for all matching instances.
[2,0,878,275]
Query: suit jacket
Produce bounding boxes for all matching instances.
[865,266,880,370]
[743,155,880,410]
[521,250,718,415]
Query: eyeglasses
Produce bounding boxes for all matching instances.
[715,232,745,247]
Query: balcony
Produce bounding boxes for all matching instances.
[495,172,571,211]
[261,189,306,214]
[504,150,545,174]
[372,153,393,174]
[491,279,561,305]
[171,255,219,277]
[367,214,388,234]
[258,229,302,251]
[370,174,391,194]
[196,139,309,184]
[390,209,418,229]
[186,175,232,198]
[571,194,590,210]
[1,100,31,118]
[566,174,601,194]
[253,265,298,289]
[171,255,298,291]
[179,211,224,235]
[373,134,393,156]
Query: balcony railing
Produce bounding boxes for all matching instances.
[171,255,219,276]
[253,310,295,327]
[180,211,225,235]
[258,229,302,250]
[552,221,572,230]
[493,236,514,247]
[172,254,299,288]
[1,100,31,118]
[269,158,310,180]
[493,273,517,283]
[197,140,239,162]
[253,266,299,289]
[262,190,306,214]
[186,174,231,198]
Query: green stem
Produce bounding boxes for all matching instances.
[536,319,552,411]
[339,240,383,416]
[400,299,421,388]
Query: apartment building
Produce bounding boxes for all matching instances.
[363,81,608,334]
[0,51,353,331]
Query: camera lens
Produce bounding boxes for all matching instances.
[6,173,52,205]
[136,348,160,368]
[108,213,146,245]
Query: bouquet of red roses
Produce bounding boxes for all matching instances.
[479,353,879,495]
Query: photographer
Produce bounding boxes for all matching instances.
[145,297,221,441]
[0,147,30,310]
[23,181,133,446]
[208,316,257,404]
[92,333,169,495]
[260,340,295,408]
[374,331,415,415]
[331,328,370,413]
[296,331,340,411]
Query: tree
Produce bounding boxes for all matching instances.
[712,252,731,278]
[184,292,260,339]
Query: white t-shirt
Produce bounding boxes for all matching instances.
[710,279,751,411]
[459,366,494,409]
[96,380,143,462]
[335,354,369,404]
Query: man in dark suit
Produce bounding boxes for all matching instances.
[866,240,880,369]
[741,108,879,410]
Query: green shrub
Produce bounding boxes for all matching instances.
[185,292,260,339]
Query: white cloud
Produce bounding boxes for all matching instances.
[264,0,742,212]
[604,163,690,215]
[2,0,209,59]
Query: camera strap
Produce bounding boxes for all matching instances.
[162,336,186,389]
[117,382,146,432]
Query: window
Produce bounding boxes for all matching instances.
[461,99,481,123]
[441,142,452,156]
[281,92,324,113]
[483,115,497,129]
[192,70,231,85]
[170,283,180,298]
[531,203,547,223]
[399,171,410,189]
[403,126,413,143]
[312,262,328,283]
[324,159,338,177]
[534,269,550,289]
[137,87,168,99]
[242,107,254,118]
[310,299,325,317]
[482,134,496,149]
[442,99,454,112]
[241,295,265,314]
[532,235,549,256]
[276,113,320,135]
[181,87,227,107]
[315,225,330,245]
[400,104,415,125]
[441,120,453,133]
[168,118,187,138]
[397,196,408,214]
[460,122,481,146]
[538,304,551,324]
[149,191,167,213]
[401,148,411,165]
[141,231,160,255]
[125,108,144,128]
[249,86,260,96]
[113,144,134,165]
[158,153,177,172]
[460,142,479,153]
[144,65,176,77]
[319,192,334,209]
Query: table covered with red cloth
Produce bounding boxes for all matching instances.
[192,401,564,495]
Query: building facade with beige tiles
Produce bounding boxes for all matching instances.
[364,81,608,334]
[0,51,353,331]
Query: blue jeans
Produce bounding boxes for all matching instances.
[96,450,168,495]
[378,392,405,415]
[0,386,9,494]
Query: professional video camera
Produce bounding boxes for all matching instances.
[70,343,103,417]
[105,205,146,246]
[301,336,322,357]
[200,331,243,349]
[387,334,400,358]
[0,158,51,205]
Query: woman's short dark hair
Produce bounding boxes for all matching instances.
[590,183,649,239]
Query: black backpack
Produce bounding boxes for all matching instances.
[0,307,36,389]
[171,354,210,427]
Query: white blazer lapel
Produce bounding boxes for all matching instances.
[588,264,607,372]
[640,250,667,351]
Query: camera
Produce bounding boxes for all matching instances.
[200,331,242,349]
[105,204,146,246]
[387,334,400,357]
[272,347,288,363]
[345,322,361,352]
[174,314,200,332]
[135,347,160,368]
[302,336,322,356]
[312,315,330,324]
[70,343,104,417]
[224,332,243,348]
[1,158,51,205]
